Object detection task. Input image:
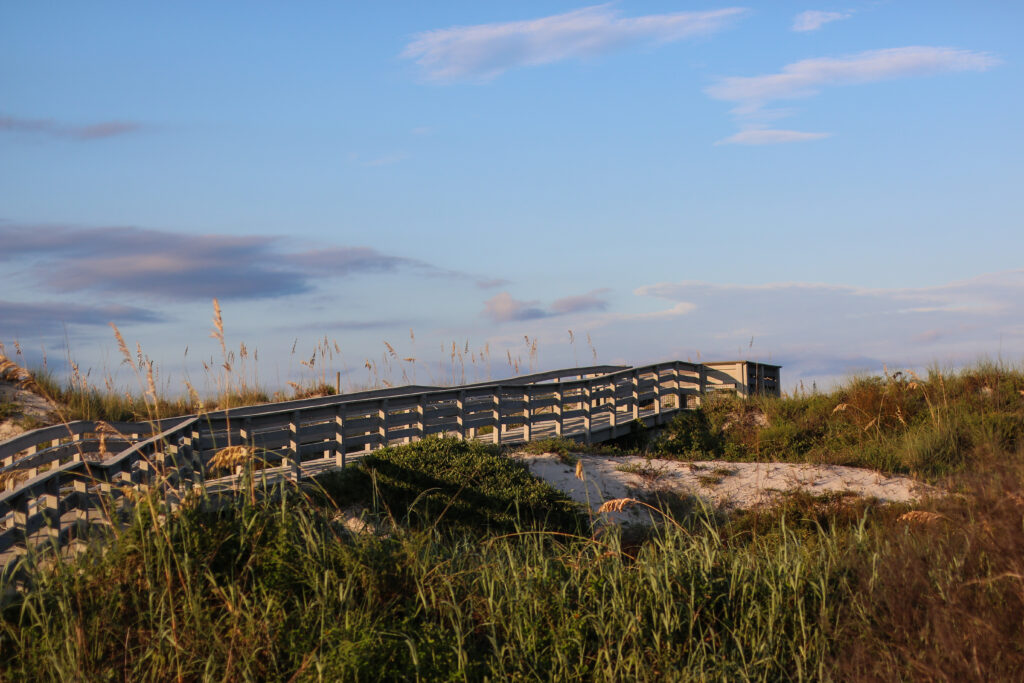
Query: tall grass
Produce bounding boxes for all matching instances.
[0,468,838,680]
[653,361,1024,480]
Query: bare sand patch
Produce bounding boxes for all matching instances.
[512,452,940,525]
[0,379,59,442]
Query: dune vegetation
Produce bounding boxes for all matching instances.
[2,358,1023,680]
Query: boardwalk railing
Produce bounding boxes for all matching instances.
[0,360,779,565]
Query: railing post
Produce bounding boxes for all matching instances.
[457,390,466,440]
[583,382,592,445]
[70,477,90,553]
[492,391,501,445]
[43,475,61,545]
[631,370,640,421]
[335,406,346,468]
[286,410,300,481]
[609,376,618,430]
[11,493,28,555]
[378,399,388,448]
[239,417,250,445]
[415,396,425,443]
[670,362,680,412]
[653,365,662,418]
[522,386,532,443]
[698,364,707,407]
[555,386,563,437]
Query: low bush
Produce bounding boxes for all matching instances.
[314,436,586,534]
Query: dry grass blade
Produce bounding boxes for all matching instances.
[833,403,848,413]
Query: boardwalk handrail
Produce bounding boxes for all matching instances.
[0,364,629,467]
[0,360,779,564]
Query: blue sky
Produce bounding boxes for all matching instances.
[2,1,1022,393]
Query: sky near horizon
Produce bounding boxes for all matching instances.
[2,2,1022,393]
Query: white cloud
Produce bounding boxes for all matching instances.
[402,5,747,82]
[792,10,852,32]
[716,128,831,145]
[707,46,999,115]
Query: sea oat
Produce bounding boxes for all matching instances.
[110,322,133,366]
[208,445,256,473]
[598,498,638,513]
[897,510,946,525]
[211,299,225,351]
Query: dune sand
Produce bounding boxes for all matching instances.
[513,452,940,526]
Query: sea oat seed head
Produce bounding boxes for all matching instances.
[598,498,638,513]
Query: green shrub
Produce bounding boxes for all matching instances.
[314,436,586,533]
[652,408,720,458]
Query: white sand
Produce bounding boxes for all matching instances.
[513,452,940,526]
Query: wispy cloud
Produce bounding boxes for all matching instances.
[476,278,512,290]
[707,46,999,143]
[402,4,747,82]
[285,247,425,276]
[792,10,852,32]
[0,223,467,302]
[550,289,610,315]
[0,114,141,140]
[716,128,831,145]
[0,300,162,338]
[482,289,611,322]
[708,46,999,115]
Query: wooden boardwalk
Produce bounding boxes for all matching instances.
[0,360,780,567]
